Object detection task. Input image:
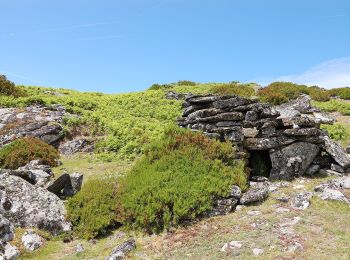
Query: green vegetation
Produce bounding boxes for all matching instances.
[0,74,26,97]
[66,176,118,239]
[116,126,246,233]
[321,123,350,141]
[313,99,350,115]
[0,137,59,169]
[258,82,330,105]
[328,87,350,99]
[209,82,256,97]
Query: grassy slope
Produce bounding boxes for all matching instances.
[3,84,350,259]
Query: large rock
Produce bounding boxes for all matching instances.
[275,95,315,118]
[0,173,71,234]
[290,192,313,210]
[322,136,350,169]
[244,136,294,150]
[240,182,269,205]
[269,142,319,180]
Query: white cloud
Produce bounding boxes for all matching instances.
[260,57,350,89]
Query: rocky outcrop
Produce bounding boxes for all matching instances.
[58,138,94,155]
[178,94,348,180]
[0,173,71,234]
[0,105,67,148]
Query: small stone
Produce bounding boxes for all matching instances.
[287,242,303,253]
[21,231,43,251]
[247,210,261,216]
[290,192,313,210]
[76,243,84,253]
[252,248,264,256]
[276,207,290,213]
[221,241,243,252]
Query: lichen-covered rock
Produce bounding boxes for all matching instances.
[0,173,71,234]
[240,183,269,205]
[322,136,350,169]
[59,138,93,155]
[0,214,19,260]
[269,142,319,180]
[107,238,136,260]
[290,192,313,210]
[21,231,43,251]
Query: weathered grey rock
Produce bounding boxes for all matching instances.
[245,111,258,121]
[0,173,71,234]
[331,163,344,174]
[187,95,218,104]
[46,173,83,197]
[230,185,242,199]
[322,136,350,169]
[279,116,316,128]
[0,214,19,260]
[221,241,242,252]
[187,108,223,120]
[224,128,244,142]
[213,96,253,109]
[317,188,349,203]
[210,198,239,216]
[244,136,294,150]
[0,242,20,260]
[243,128,258,138]
[283,128,320,137]
[107,238,136,260]
[240,184,269,205]
[76,243,84,253]
[63,173,84,197]
[199,112,244,123]
[275,95,314,118]
[165,91,189,100]
[305,164,320,176]
[269,142,319,180]
[21,231,43,251]
[290,192,313,210]
[59,138,93,155]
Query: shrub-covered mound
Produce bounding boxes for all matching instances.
[258,82,330,105]
[210,82,256,97]
[0,74,26,97]
[116,126,247,233]
[66,176,118,239]
[0,137,59,169]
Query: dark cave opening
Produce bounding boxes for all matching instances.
[248,150,272,179]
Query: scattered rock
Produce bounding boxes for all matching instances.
[317,188,349,203]
[107,238,136,260]
[59,138,94,155]
[287,241,304,253]
[252,248,264,256]
[76,243,84,253]
[21,231,44,251]
[0,214,20,260]
[290,192,313,210]
[221,241,243,252]
[247,210,261,216]
[240,184,269,205]
[322,136,350,169]
[276,207,290,213]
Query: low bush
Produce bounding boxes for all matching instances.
[148,83,173,90]
[258,82,330,104]
[0,137,59,169]
[0,75,26,97]
[116,126,247,233]
[313,100,350,115]
[66,176,118,239]
[176,80,197,86]
[321,123,350,143]
[210,82,255,97]
[328,87,350,100]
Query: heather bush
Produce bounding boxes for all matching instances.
[116,126,247,233]
[66,176,118,239]
[0,137,59,169]
[0,75,26,97]
[210,82,255,97]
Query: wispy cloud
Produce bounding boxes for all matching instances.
[257,57,350,88]
[74,35,125,42]
[321,14,346,18]
[0,70,41,84]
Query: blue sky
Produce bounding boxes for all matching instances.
[1,0,349,93]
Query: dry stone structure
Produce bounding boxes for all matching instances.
[177,94,350,180]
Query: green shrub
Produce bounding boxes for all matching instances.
[116,126,247,233]
[210,82,255,97]
[176,80,197,86]
[328,87,350,100]
[0,137,59,169]
[0,75,26,97]
[313,100,350,115]
[66,176,118,239]
[148,83,173,90]
[321,123,350,143]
